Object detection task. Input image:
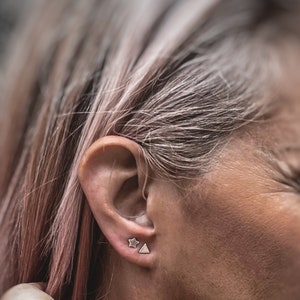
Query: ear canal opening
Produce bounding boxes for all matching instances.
[134,214,153,227]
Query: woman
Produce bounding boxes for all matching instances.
[1,0,300,299]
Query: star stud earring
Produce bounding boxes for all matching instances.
[128,237,140,248]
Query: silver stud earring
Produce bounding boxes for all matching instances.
[138,243,150,254]
[128,237,140,248]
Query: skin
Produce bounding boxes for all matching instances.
[155,135,300,299]
[77,87,300,300]
[1,283,53,300]
[3,49,300,300]
[87,80,300,298]
[4,103,299,300]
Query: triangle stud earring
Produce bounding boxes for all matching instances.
[138,243,150,254]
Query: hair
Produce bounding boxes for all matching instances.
[0,0,299,299]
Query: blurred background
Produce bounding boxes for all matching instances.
[0,0,31,66]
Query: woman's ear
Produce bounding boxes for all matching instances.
[78,136,155,267]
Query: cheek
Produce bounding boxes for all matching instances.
[187,190,300,299]
[155,178,300,299]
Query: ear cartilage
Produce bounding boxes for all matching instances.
[138,243,150,254]
[128,237,140,248]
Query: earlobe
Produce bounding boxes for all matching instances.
[78,136,156,267]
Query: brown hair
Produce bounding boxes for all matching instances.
[0,0,299,299]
